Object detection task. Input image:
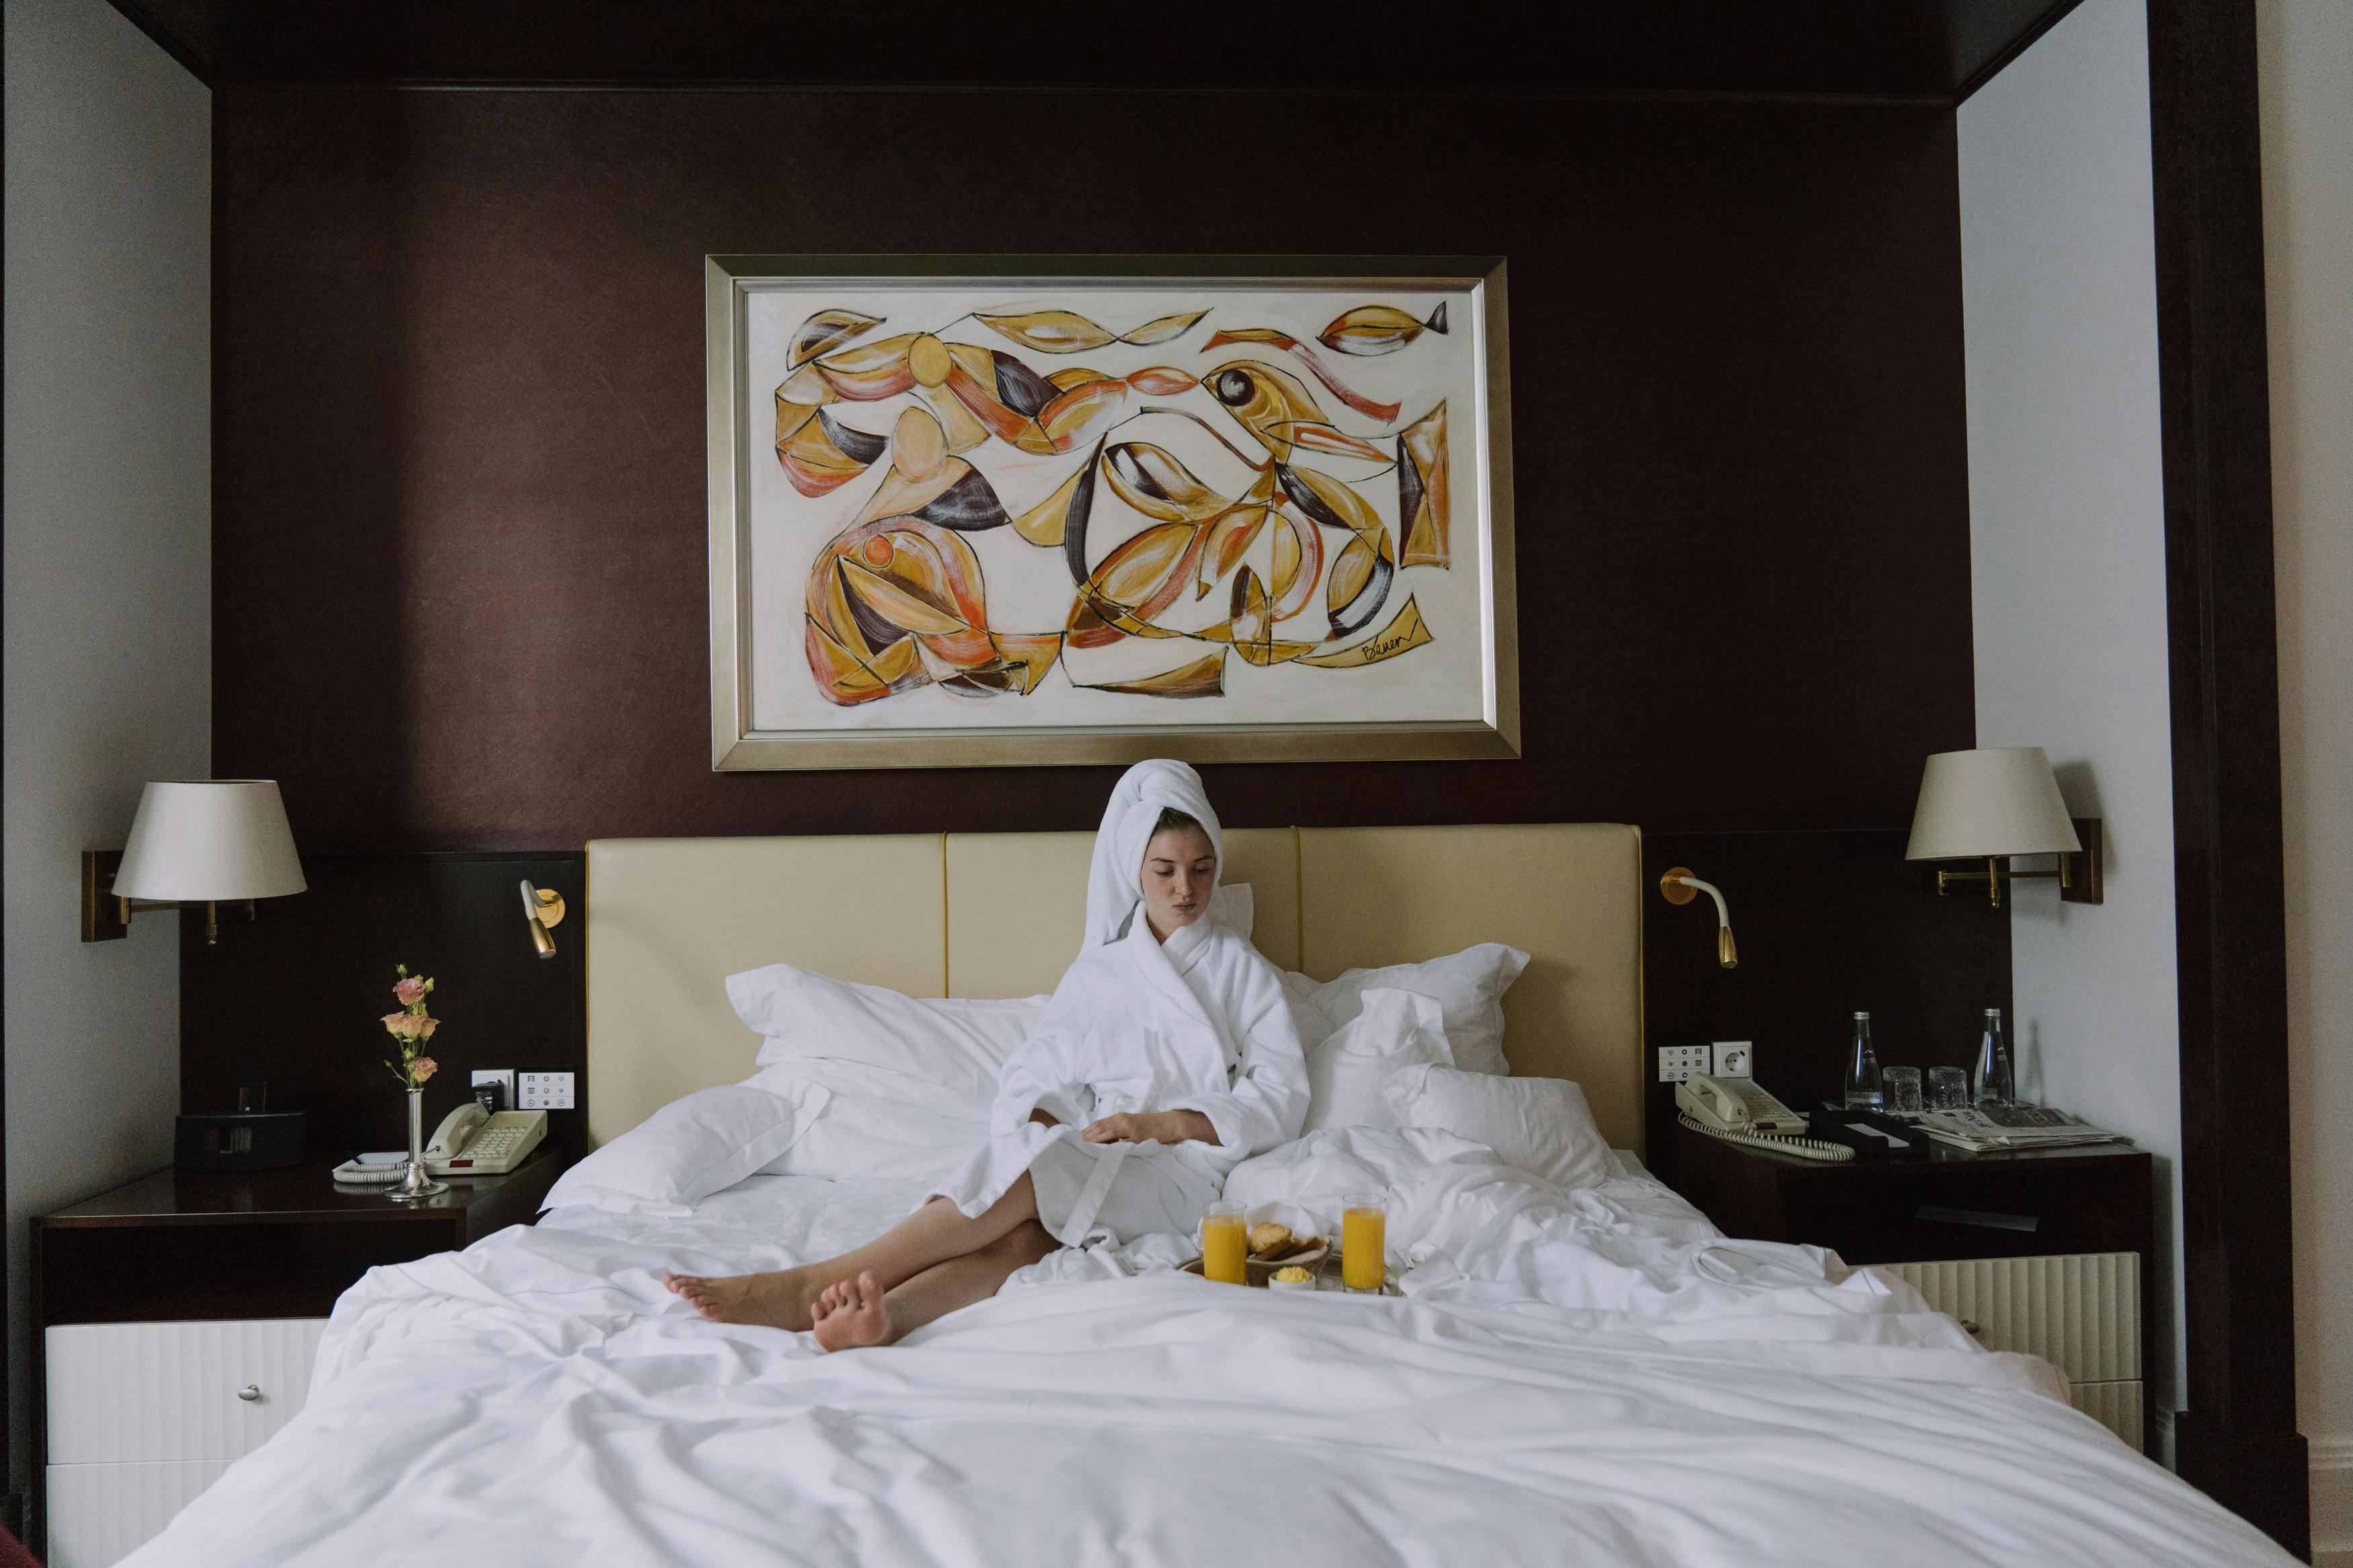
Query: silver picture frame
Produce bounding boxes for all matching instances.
[707,253,1519,771]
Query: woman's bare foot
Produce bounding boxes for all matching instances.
[811,1271,895,1352]
[663,1267,830,1331]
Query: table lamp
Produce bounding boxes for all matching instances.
[1905,747,2102,907]
[84,780,309,944]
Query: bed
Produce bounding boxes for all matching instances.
[121,825,2288,1567]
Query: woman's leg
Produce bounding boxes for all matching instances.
[665,1171,1041,1331]
[811,1219,1059,1352]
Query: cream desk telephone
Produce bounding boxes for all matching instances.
[1676,1074,1853,1163]
[422,1104,547,1175]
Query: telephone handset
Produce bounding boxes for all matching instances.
[423,1104,548,1175]
[1676,1074,1853,1162]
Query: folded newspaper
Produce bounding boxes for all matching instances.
[1913,1105,2129,1152]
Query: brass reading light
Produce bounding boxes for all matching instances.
[1660,868,1737,968]
[520,879,566,959]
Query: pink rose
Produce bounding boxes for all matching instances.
[383,1012,423,1041]
[393,976,428,1006]
[417,1016,439,1040]
[410,1057,438,1083]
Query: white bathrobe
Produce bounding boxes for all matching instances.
[933,761,1310,1245]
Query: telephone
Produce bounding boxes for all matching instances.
[1676,1074,1853,1162]
[423,1104,548,1175]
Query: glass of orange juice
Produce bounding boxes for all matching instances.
[1341,1192,1387,1292]
[1201,1200,1248,1284]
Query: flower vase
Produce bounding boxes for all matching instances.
[389,1085,448,1200]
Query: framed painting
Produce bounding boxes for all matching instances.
[707,254,1517,770]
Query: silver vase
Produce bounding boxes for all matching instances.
[388,1085,447,1200]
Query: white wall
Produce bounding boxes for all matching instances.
[3,0,211,1500]
[1957,0,2184,1428]
[2258,0,2353,1557]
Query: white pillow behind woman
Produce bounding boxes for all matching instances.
[543,1082,832,1216]
[728,962,1047,1108]
[1293,943,1529,1077]
[1383,1063,1613,1192]
[1300,988,1451,1132]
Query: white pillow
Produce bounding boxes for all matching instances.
[1383,1063,1611,1192]
[1305,944,1529,1077]
[1302,988,1451,1132]
[543,1082,830,1216]
[727,963,1047,1106]
[1279,968,1337,1055]
[752,1079,993,1189]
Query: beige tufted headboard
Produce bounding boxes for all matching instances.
[586,823,1645,1152]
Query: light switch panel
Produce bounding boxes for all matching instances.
[518,1071,574,1111]
[1658,1045,1712,1083]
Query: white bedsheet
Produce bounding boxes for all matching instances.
[123,1157,2289,1567]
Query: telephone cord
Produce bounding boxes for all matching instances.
[1677,1112,1855,1163]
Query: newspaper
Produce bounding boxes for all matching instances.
[1913,1105,2129,1153]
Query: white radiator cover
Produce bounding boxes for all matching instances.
[2069,1378,2147,1450]
[47,1318,327,1568]
[1874,1252,2143,1450]
[44,1460,231,1568]
[1874,1251,2139,1382]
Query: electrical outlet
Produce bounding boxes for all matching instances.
[518,1071,574,1111]
[1711,1041,1754,1079]
[1658,1045,1712,1082]
[471,1069,516,1110]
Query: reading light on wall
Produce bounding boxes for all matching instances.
[81,780,308,944]
[1905,746,2104,907]
[1660,868,1738,968]
[520,879,566,958]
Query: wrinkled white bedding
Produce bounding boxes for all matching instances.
[124,1144,2288,1567]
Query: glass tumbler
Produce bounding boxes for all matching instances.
[1201,1200,1248,1285]
[1927,1066,1970,1112]
[1882,1066,1923,1116]
[1341,1193,1388,1292]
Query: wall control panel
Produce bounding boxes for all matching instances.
[518,1071,575,1111]
[1658,1045,1712,1083]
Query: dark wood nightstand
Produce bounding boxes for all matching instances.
[1661,1121,2157,1453]
[30,1151,567,1561]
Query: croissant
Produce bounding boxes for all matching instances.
[1247,1222,1293,1257]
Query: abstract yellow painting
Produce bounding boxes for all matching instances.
[707,256,1517,770]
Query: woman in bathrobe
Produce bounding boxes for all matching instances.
[665,760,1309,1351]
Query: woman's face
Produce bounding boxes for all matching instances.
[1140,825,1218,936]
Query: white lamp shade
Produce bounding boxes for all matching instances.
[1905,747,2083,861]
[112,780,307,901]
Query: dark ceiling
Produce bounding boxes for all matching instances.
[108,0,2082,102]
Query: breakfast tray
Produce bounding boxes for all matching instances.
[1178,1249,1402,1296]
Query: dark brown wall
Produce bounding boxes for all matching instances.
[212,89,1975,848]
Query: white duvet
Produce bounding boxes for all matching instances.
[124,1141,2288,1567]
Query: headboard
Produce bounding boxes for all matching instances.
[586,823,1645,1151]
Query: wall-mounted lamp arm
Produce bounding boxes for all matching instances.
[520,879,566,960]
[1659,867,1738,969]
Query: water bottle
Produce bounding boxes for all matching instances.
[1974,1007,2015,1108]
[1843,1012,1883,1110]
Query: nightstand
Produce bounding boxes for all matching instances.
[1661,1122,2157,1454]
[30,1150,568,1566]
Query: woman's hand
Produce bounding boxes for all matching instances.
[1081,1110,1219,1147]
